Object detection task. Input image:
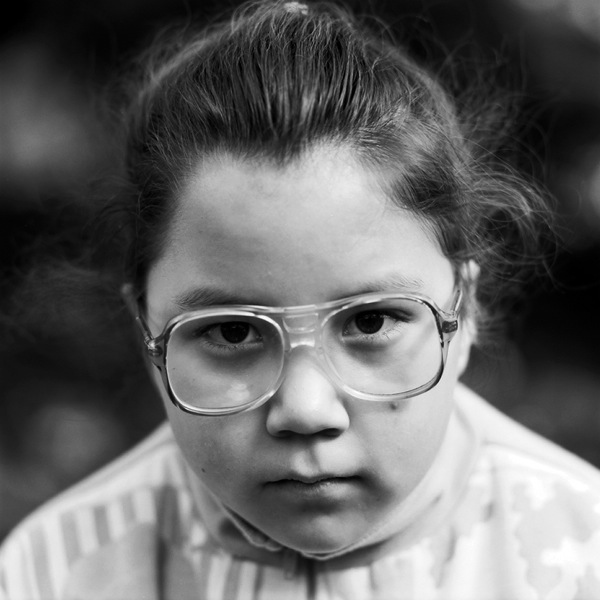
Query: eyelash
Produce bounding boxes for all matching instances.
[192,323,264,352]
[182,308,414,354]
[341,310,411,340]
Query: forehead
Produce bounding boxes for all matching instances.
[178,147,391,233]
[173,146,440,255]
[147,146,454,316]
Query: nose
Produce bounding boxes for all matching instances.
[265,349,350,437]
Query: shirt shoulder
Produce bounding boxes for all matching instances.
[445,385,600,598]
[456,383,600,486]
[0,423,204,600]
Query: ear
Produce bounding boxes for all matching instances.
[121,282,139,316]
[121,283,164,386]
[455,260,479,376]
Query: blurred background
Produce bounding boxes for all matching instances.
[1,0,599,543]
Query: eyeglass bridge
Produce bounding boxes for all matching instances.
[281,312,320,349]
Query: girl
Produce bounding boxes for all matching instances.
[2,1,600,598]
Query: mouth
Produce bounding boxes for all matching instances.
[265,475,360,501]
[280,475,346,485]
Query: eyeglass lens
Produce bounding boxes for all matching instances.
[164,298,443,410]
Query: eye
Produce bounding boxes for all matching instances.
[353,311,385,334]
[197,321,262,347]
[219,322,252,344]
[343,310,404,338]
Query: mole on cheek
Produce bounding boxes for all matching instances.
[388,401,399,411]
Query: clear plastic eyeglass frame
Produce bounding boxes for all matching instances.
[132,289,462,416]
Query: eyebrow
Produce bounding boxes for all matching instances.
[172,272,427,312]
[347,273,426,296]
[174,287,255,311]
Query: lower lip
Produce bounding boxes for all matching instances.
[266,477,358,502]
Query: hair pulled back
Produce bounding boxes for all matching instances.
[118,0,553,339]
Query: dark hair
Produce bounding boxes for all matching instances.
[110,0,554,340]
[111,0,548,340]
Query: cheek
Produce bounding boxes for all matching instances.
[361,383,455,498]
[162,396,259,489]
[383,397,451,462]
[370,322,468,463]
[148,369,225,474]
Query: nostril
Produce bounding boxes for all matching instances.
[268,426,344,439]
[271,428,293,438]
[322,427,344,438]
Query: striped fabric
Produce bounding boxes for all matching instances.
[2,385,600,599]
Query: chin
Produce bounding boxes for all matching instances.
[268,518,365,556]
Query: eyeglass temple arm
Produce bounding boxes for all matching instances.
[133,313,163,359]
[121,283,164,359]
[440,289,462,342]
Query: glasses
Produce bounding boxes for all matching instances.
[133,290,462,416]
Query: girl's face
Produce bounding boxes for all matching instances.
[145,147,473,553]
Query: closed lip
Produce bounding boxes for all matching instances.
[263,474,361,502]
[268,474,357,485]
